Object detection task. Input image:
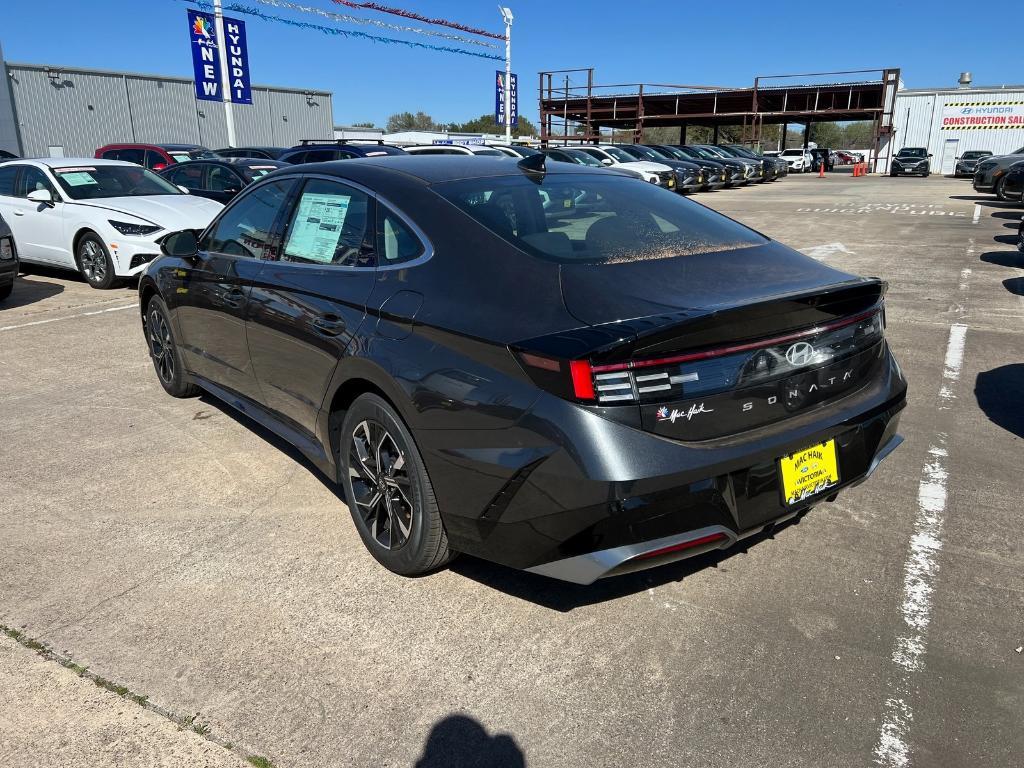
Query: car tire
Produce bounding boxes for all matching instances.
[145,295,199,398]
[996,177,1009,201]
[0,282,12,302]
[340,393,456,576]
[76,233,118,289]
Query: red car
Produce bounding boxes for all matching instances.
[94,143,216,171]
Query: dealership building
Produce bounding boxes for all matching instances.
[881,73,1024,173]
[0,43,334,158]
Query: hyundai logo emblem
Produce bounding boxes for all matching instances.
[785,341,815,366]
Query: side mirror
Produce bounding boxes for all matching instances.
[601,158,612,166]
[27,189,54,206]
[160,229,200,259]
[177,185,190,194]
[928,153,933,158]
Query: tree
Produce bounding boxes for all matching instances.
[385,111,440,133]
[449,112,537,137]
[350,121,376,128]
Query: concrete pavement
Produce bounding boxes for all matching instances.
[0,172,1021,767]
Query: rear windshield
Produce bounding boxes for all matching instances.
[434,173,766,265]
[961,151,991,160]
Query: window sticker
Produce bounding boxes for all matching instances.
[285,192,351,263]
[57,171,99,186]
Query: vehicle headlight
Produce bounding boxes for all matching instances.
[0,236,13,260]
[108,220,163,236]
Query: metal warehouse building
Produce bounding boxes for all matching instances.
[0,43,334,158]
[882,74,1024,174]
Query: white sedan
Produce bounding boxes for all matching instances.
[0,158,223,289]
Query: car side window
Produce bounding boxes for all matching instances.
[201,179,296,259]
[16,167,58,199]
[280,178,373,267]
[302,149,336,163]
[0,165,19,196]
[207,165,241,192]
[116,148,145,166]
[144,150,169,170]
[173,163,205,191]
[376,205,425,265]
[283,151,305,164]
[101,150,120,161]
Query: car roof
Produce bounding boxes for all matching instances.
[172,157,288,168]
[263,156,613,186]
[159,143,208,151]
[216,146,287,153]
[19,157,138,169]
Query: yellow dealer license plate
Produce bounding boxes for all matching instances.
[667,179,675,188]
[779,439,839,505]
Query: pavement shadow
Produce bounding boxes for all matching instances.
[975,366,1024,439]
[993,233,1019,246]
[948,195,1021,209]
[414,714,525,768]
[0,275,64,310]
[980,251,1023,269]
[990,211,1023,221]
[1004,277,1024,295]
[196,392,346,505]
[451,513,804,612]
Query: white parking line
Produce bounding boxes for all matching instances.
[972,204,981,224]
[873,323,966,767]
[0,303,139,332]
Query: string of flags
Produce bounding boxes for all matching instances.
[182,0,504,61]
[331,0,504,40]
[246,0,498,47]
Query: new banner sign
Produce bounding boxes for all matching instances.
[495,71,518,127]
[187,9,252,104]
[941,101,1024,129]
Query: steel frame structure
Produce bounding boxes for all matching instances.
[538,67,901,172]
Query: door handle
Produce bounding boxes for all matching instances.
[313,314,346,337]
[13,210,24,216]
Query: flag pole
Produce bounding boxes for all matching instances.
[214,0,236,147]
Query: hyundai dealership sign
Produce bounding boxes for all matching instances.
[187,9,252,104]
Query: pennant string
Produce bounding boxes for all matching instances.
[181,1,504,61]
[331,1,504,40]
[242,0,497,47]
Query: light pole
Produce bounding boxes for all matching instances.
[214,0,236,147]
[499,6,513,144]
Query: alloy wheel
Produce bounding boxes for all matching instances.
[80,240,107,284]
[148,307,175,384]
[349,420,414,550]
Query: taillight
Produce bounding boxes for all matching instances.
[634,532,728,560]
[514,351,596,402]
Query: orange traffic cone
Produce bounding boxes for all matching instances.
[853,163,859,177]
[819,160,825,178]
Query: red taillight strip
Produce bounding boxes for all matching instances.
[634,532,728,560]
[569,359,596,400]
[590,307,881,374]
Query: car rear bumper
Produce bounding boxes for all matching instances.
[429,345,907,583]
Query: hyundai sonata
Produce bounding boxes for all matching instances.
[139,155,906,584]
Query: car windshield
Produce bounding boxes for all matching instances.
[656,146,689,160]
[781,149,805,156]
[897,148,927,158]
[728,146,759,158]
[601,146,636,163]
[169,150,217,162]
[240,164,283,181]
[435,173,766,265]
[564,150,604,167]
[614,145,652,160]
[511,146,541,156]
[472,149,505,157]
[962,151,990,160]
[51,165,183,199]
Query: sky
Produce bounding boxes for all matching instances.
[3,0,1023,129]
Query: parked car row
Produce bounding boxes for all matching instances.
[0,137,792,297]
[972,146,1024,200]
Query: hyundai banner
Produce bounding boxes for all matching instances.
[495,71,518,128]
[187,9,252,104]
[188,10,222,101]
[941,100,1024,129]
